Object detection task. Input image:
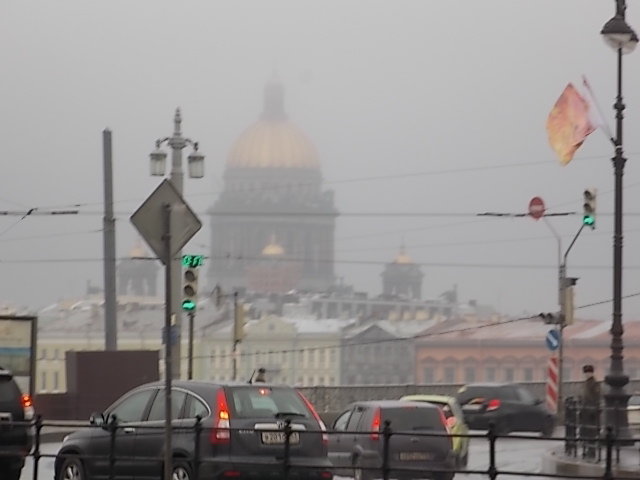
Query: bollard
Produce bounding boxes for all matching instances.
[487,422,497,480]
[193,415,202,480]
[283,419,292,480]
[382,420,391,480]
[603,426,614,480]
[108,415,118,480]
[31,415,43,480]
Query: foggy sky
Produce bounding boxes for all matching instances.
[2,0,640,322]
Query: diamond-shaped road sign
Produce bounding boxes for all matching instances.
[130,179,202,265]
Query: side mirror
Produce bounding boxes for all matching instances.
[89,412,106,427]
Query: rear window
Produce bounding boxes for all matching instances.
[382,406,445,431]
[457,385,518,404]
[0,377,20,403]
[226,386,310,419]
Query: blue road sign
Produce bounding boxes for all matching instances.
[545,329,560,351]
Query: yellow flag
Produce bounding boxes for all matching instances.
[546,83,596,165]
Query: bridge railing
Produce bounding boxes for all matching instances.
[13,416,640,480]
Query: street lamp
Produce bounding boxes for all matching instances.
[600,0,637,438]
[150,107,205,378]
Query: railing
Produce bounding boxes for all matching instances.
[13,416,640,480]
[563,396,640,465]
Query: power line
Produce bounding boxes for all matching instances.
[6,253,640,270]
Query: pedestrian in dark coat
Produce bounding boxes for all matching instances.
[580,364,601,459]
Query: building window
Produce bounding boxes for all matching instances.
[504,367,514,382]
[41,372,47,391]
[485,367,496,382]
[318,348,326,366]
[329,376,335,385]
[53,372,59,391]
[464,367,476,383]
[523,367,534,382]
[423,367,434,383]
[443,366,456,383]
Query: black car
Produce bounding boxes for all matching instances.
[55,381,333,480]
[328,400,455,480]
[0,367,35,480]
[456,383,555,436]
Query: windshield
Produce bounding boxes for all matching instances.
[382,406,445,431]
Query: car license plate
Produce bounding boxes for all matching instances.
[399,452,430,461]
[261,432,300,444]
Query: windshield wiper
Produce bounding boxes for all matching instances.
[274,411,306,418]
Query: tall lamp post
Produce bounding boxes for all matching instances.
[600,0,638,437]
[150,108,205,378]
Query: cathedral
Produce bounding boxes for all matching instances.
[207,80,338,293]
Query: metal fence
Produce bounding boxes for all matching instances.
[14,416,640,480]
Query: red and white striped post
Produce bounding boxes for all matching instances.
[546,356,559,413]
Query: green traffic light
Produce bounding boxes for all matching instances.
[182,299,196,311]
[583,215,595,226]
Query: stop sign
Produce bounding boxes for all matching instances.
[528,196,546,220]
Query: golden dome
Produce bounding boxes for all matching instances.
[394,246,413,264]
[262,235,285,257]
[129,240,148,258]
[226,80,320,170]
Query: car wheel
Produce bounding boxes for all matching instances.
[540,417,555,437]
[59,456,86,480]
[172,460,193,480]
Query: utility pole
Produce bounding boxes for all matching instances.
[102,129,117,351]
[232,291,245,381]
[149,109,205,378]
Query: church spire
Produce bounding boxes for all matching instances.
[262,77,287,121]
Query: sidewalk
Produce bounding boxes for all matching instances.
[542,446,640,479]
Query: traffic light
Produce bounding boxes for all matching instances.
[233,301,246,343]
[182,267,198,312]
[583,188,597,229]
[539,312,561,325]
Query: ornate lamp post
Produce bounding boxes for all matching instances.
[600,0,638,437]
[150,108,205,378]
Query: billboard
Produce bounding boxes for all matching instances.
[0,315,37,395]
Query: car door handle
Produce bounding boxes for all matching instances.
[123,427,135,434]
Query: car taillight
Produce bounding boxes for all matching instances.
[486,399,501,411]
[438,408,453,448]
[371,407,381,441]
[21,394,34,420]
[446,416,457,429]
[298,392,329,445]
[211,389,230,444]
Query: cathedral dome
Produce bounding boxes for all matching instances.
[262,235,285,257]
[226,80,320,170]
[129,240,148,258]
[393,246,414,265]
